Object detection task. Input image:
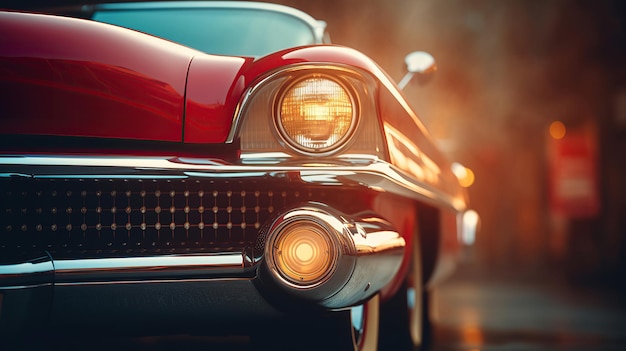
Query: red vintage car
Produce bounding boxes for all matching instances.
[0,2,473,350]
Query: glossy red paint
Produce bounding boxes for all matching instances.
[183,45,390,144]
[0,11,409,146]
[373,194,418,299]
[243,45,386,86]
[0,11,194,142]
[183,55,251,143]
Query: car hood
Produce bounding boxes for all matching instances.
[0,11,251,144]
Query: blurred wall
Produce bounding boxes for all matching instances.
[273,0,626,279]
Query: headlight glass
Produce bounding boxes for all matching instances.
[276,75,357,153]
[272,221,336,286]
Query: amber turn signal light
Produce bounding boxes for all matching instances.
[270,221,337,287]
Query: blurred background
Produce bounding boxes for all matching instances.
[268,0,626,285]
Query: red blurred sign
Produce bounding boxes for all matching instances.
[548,129,600,218]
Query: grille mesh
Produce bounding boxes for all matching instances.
[0,177,322,258]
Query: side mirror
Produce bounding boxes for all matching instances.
[398,51,437,90]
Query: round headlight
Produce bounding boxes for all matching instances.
[276,75,357,153]
[270,221,337,286]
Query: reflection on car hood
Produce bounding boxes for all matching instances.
[0,11,250,145]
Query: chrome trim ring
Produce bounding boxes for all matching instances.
[264,208,345,290]
[226,63,369,145]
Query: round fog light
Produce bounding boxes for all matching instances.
[271,222,337,287]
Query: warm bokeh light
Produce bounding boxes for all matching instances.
[459,167,475,188]
[462,210,480,245]
[461,326,484,347]
[452,162,475,188]
[549,121,567,140]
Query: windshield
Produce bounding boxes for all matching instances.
[93,8,318,57]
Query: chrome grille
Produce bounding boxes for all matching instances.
[0,177,319,258]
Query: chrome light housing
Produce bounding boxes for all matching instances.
[275,74,358,154]
[258,204,406,307]
[233,64,386,160]
[261,205,356,296]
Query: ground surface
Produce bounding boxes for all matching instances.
[7,265,626,350]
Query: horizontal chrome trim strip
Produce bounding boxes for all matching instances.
[54,253,249,283]
[0,155,466,212]
[0,282,53,290]
[0,259,53,275]
[55,254,244,272]
[1,252,251,288]
[55,277,250,287]
[0,254,54,289]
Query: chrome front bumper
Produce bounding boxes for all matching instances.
[0,209,404,334]
[0,155,444,332]
[0,208,404,292]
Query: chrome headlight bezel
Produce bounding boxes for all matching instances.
[232,64,386,162]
